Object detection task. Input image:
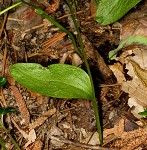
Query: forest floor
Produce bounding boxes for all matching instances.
[0,0,147,150]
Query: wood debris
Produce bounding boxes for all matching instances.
[29,108,56,130]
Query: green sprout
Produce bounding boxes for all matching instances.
[0,77,6,86]
[0,107,21,150]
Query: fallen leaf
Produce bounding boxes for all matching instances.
[109,62,126,84]
[130,60,147,87]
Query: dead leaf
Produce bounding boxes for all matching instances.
[130,60,147,87]
[109,62,126,83]
[118,48,147,110]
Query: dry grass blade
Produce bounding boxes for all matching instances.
[10,85,30,125]
[42,32,66,50]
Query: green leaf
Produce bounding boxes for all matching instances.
[10,63,94,100]
[138,109,147,116]
[0,137,7,150]
[0,107,16,115]
[0,77,6,86]
[95,0,141,25]
[109,36,147,60]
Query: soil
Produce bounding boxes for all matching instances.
[0,0,147,150]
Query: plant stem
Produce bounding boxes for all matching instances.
[0,1,23,15]
[0,136,7,150]
[67,0,103,145]
[0,115,21,150]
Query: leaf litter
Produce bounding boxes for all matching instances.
[0,0,147,149]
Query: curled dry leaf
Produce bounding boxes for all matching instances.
[130,60,147,87]
[121,17,147,41]
[121,48,147,107]
[109,62,126,84]
[114,12,147,115]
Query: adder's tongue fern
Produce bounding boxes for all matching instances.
[0,0,103,145]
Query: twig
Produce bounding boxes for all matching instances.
[0,13,8,38]
[1,38,8,107]
[50,136,117,150]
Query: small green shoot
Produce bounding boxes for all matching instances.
[0,107,16,115]
[138,109,147,116]
[0,77,6,86]
[109,35,147,60]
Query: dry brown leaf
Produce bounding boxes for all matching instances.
[118,48,147,114]
[109,62,126,83]
[10,85,30,125]
[130,60,147,87]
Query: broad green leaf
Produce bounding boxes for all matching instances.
[138,109,147,116]
[10,63,94,100]
[95,0,141,25]
[109,36,147,60]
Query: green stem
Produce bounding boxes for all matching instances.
[67,0,103,145]
[0,136,7,150]
[0,115,21,150]
[0,1,23,15]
